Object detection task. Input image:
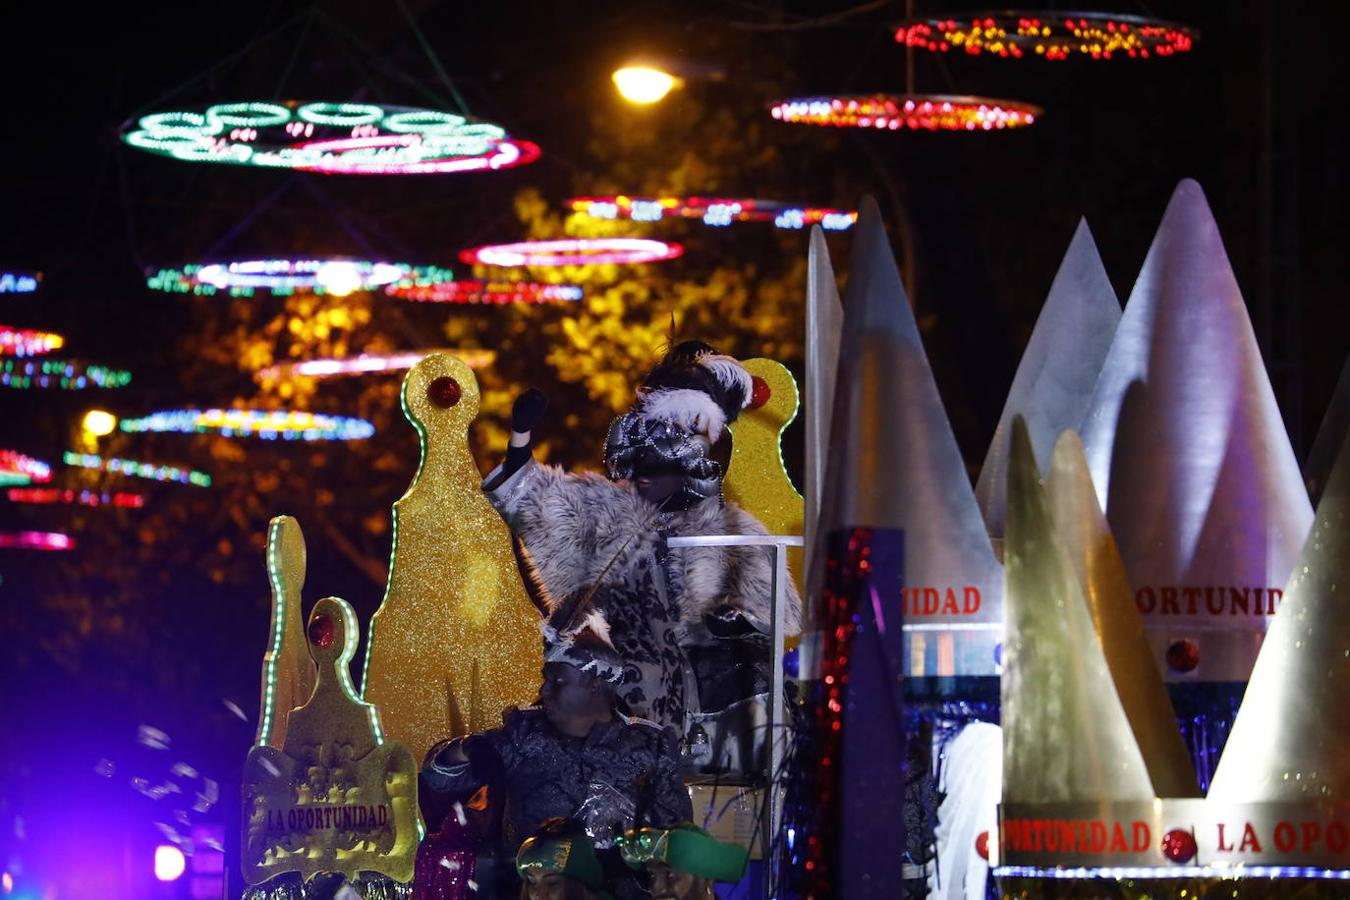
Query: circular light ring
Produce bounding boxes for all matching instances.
[147,260,454,297]
[568,196,857,231]
[894,11,1197,60]
[0,531,74,551]
[385,280,584,304]
[120,408,375,441]
[63,452,211,487]
[0,449,53,485]
[0,326,64,357]
[120,101,540,175]
[257,349,497,381]
[1,359,132,390]
[7,488,145,508]
[0,271,41,293]
[460,238,684,267]
[770,94,1041,131]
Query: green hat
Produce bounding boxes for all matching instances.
[617,823,749,883]
[516,820,606,890]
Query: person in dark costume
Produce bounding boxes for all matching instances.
[515,818,613,900]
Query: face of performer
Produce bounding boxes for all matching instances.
[647,862,712,900]
[521,870,572,900]
[540,662,610,735]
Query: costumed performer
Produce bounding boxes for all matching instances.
[515,818,614,900]
[618,823,749,900]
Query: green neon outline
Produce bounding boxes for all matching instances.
[255,517,289,747]
[382,110,467,134]
[327,596,385,745]
[207,102,291,128]
[298,102,384,126]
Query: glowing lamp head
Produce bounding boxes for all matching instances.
[153,844,186,881]
[314,261,363,297]
[82,409,118,437]
[613,66,679,104]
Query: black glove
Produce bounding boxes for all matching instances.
[511,388,549,434]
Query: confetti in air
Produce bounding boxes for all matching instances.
[222,698,249,721]
[137,724,171,750]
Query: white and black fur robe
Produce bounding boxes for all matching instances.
[484,457,801,733]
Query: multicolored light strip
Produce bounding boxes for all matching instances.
[120,101,541,175]
[0,272,41,293]
[0,450,53,486]
[993,865,1350,880]
[1,359,132,390]
[7,488,145,508]
[63,452,211,487]
[120,408,375,441]
[148,260,454,298]
[384,280,582,304]
[770,94,1040,131]
[0,531,74,551]
[256,348,496,382]
[460,238,684,267]
[567,196,857,231]
[0,326,64,357]
[894,12,1197,60]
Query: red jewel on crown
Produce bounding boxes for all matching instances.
[748,376,771,410]
[428,375,462,408]
[308,614,335,648]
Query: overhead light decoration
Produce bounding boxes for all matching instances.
[147,260,454,298]
[63,452,211,486]
[0,531,74,551]
[120,408,375,441]
[257,349,497,381]
[460,238,684,267]
[894,12,1197,60]
[771,94,1040,130]
[613,66,680,104]
[0,449,53,486]
[120,101,541,175]
[385,280,583,304]
[0,271,41,293]
[1,359,132,390]
[567,196,857,231]
[7,488,146,508]
[0,326,64,357]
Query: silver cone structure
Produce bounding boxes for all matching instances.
[1304,355,1350,506]
[1004,417,1154,803]
[1209,429,1350,802]
[977,219,1120,542]
[818,196,1002,676]
[1078,179,1312,681]
[1045,431,1200,798]
[804,224,843,626]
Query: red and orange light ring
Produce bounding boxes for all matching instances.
[567,196,857,231]
[0,531,74,551]
[256,349,497,381]
[0,326,64,357]
[459,238,684,268]
[385,280,582,304]
[894,11,1197,60]
[770,94,1040,131]
[7,488,145,509]
[0,449,53,486]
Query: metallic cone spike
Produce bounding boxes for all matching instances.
[1004,417,1154,802]
[1045,431,1200,797]
[804,225,843,625]
[818,196,1002,675]
[977,218,1120,542]
[1078,179,1312,681]
[1209,429,1350,802]
[1303,354,1350,506]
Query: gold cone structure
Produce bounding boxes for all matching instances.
[1304,354,1350,506]
[1004,417,1154,802]
[819,196,1002,675]
[362,354,541,764]
[1209,429,1350,802]
[804,225,843,619]
[1078,179,1312,681]
[1045,431,1200,797]
[254,515,316,750]
[977,219,1120,542]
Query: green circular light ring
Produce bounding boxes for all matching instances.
[207,102,292,127]
[382,110,468,134]
[298,102,384,126]
[138,111,219,135]
[124,130,214,153]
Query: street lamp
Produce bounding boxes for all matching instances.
[612,66,681,104]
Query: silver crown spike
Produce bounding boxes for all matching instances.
[803,224,843,626]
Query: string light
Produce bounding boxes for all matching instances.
[0,449,53,486]
[7,488,145,508]
[993,865,1350,880]
[770,94,1040,130]
[120,408,375,441]
[63,452,212,487]
[567,196,857,231]
[385,280,583,304]
[0,531,74,551]
[895,12,1197,61]
[0,359,132,390]
[460,238,684,267]
[121,101,541,175]
[0,326,64,357]
[147,260,454,298]
[256,349,496,381]
[0,271,40,293]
